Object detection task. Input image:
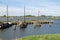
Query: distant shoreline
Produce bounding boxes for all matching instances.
[0,16,60,20]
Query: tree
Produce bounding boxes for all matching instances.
[3,15,6,17]
[41,15,46,17]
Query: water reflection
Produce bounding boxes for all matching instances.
[13,25,16,30]
[0,29,3,32]
[49,23,53,27]
[19,28,26,31]
[33,25,41,29]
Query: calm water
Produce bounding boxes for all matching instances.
[0,20,60,40]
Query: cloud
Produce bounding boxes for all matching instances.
[0,0,60,16]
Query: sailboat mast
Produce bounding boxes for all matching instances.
[38,9,39,22]
[7,5,8,23]
[24,6,25,23]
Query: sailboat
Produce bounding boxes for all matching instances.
[19,6,28,28]
[0,5,13,29]
[33,9,41,28]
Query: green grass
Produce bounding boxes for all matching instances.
[16,20,49,22]
[12,20,49,23]
[17,34,60,40]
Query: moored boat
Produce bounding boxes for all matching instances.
[19,6,28,28]
[33,9,41,28]
[19,22,28,28]
[0,5,13,29]
[0,23,13,29]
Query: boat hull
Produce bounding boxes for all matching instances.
[33,22,41,28]
[19,22,28,28]
[0,23,13,29]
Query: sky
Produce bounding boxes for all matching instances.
[0,0,60,16]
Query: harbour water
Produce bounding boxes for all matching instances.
[0,20,60,40]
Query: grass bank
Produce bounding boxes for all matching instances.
[17,34,60,40]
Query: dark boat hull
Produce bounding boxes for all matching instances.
[0,23,13,29]
[19,22,28,28]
